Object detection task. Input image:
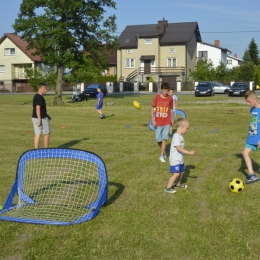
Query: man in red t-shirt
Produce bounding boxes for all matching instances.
[151,82,173,162]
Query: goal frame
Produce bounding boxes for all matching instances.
[0,148,108,225]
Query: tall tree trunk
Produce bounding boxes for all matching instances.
[53,66,63,105]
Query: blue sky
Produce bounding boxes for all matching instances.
[1,0,260,59]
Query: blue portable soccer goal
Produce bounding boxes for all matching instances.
[0,148,108,225]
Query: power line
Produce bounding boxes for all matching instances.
[113,30,260,34]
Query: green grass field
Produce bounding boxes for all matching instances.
[0,93,260,260]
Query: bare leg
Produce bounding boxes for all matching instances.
[44,134,50,148]
[34,134,41,149]
[242,147,253,173]
[96,109,103,116]
[175,172,184,186]
[166,173,179,189]
[161,140,167,156]
[157,140,167,156]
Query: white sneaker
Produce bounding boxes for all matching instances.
[159,156,166,162]
[164,188,176,193]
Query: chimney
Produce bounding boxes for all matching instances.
[214,40,220,47]
[234,54,237,58]
[158,19,168,34]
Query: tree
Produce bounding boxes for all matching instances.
[248,38,259,65]
[13,0,117,105]
[24,67,46,92]
[189,59,215,81]
[215,62,229,82]
[241,48,252,64]
[229,63,255,82]
[254,65,260,88]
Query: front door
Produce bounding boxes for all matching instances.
[144,61,151,74]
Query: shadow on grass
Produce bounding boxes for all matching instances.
[102,114,115,118]
[235,153,259,177]
[182,165,197,183]
[104,181,125,207]
[58,138,89,148]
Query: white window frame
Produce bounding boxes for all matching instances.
[169,48,175,53]
[126,49,133,54]
[167,58,177,67]
[144,39,152,44]
[0,65,5,72]
[227,60,232,64]
[125,58,135,68]
[5,48,15,55]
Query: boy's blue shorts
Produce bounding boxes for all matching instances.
[96,104,103,110]
[170,164,185,174]
[155,125,170,142]
[245,143,258,151]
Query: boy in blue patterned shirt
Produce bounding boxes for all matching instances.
[242,90,260,184]
[96,87,105,119]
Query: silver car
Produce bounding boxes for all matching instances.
[212,81,230,94]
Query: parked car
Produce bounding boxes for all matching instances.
[228,82,249,96]
[84,84,108,97]
[212,81,230,94]
[195,81,214,97]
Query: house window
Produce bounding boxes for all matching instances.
[169,48,175,53]
[125,58,135,68]
[126,49,133,54]
[5,48,15,55]
[227,60,232,64]
[0,65,5,72]
[167,58,177,67]
[144,39,152,44]
[125,39,130,43]
[198,51,208,61]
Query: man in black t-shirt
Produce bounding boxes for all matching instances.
[32,82,51,148]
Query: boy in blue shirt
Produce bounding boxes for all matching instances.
[96,87,105,119]
[242,90,260,184]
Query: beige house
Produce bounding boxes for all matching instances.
[0,33,54,92]
[117,19,202,90]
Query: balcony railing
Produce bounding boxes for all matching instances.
[126,66,185,81]
[12,72,26,79]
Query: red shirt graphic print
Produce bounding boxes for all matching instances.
[152,95,173,126]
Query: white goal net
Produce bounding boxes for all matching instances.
[0,148,108,225]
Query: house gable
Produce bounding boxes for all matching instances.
[0,33,41,62]
[197,41,231,67]
[118,21,201,49]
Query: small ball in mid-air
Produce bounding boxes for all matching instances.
[133,101,141,109]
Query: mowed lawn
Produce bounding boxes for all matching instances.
[0,93,260,260]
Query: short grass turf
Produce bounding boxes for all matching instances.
[0,93,260,260]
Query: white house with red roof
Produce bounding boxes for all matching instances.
[197,40,231,68]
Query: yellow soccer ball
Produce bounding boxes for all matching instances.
[228,178,245,193]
